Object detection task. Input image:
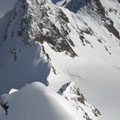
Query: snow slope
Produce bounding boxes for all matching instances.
[0,82,99,120]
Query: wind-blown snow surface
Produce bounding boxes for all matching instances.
[0,0,120,120]
[1,82,76,120]
[0,82,98,120]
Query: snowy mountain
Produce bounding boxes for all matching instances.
[0,0,120,120]
[0,82,101,120]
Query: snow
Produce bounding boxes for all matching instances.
[58,82,101,120]
[9,89,18,94]
[0,0,120,120]
[49,1,120,120]
[0,43,51,94]
[4,82,80,120]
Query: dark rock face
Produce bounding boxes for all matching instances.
[34,7,77,57]
[1,103,9,115]
[91,0,106,18]
[0,95,9,115]
[11,0,77,58]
